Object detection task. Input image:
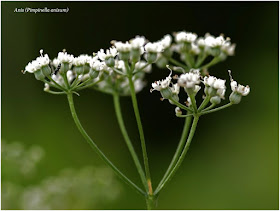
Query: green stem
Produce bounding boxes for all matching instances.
[154,116,199,195]
[66,93,145,196]
[155,116,193,194]
[113,93,149,192]
[195,53,207,68]
[76,79,102,91]
[61,72,70,89]
[168,57,189,71]
[200,102,233,116]
[45,90,66,95]
[198,95,210,112]
[200,56,220,70]
[146,194,156,210]
[169,98,193,113]
[47,75,67,91]
[188,93,198,113]
[202,103,216,112]
[128,75,153,195]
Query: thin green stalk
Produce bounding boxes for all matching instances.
[47,75,67,91]
[112,67,127,76]
[176,113,194,118]
[200,102,233,116]
[61,72,70,89]
[45,90,66,95]
[155,116,193,194]
[169,98,193,113]
[202,103,216,112]
[195,53,207,68]
[154,116,199,195]
[42,79,63,91]
[200,56,220,70]
[168,57,189,71]
[66,93,145,196]
[188,93,198,113]
[76,79,102,91]
[113,93,149,192]
[128,75,153,195]
[198,95,210,112]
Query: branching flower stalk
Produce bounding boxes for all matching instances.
[23,31,250,209]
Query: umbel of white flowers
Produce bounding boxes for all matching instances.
[151,68,250,116]
[23,35,170,95]
[154,31,236,72]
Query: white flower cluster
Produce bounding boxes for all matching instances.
[24,50,50,73]
[97,47,118,61]
[229,70,250,96]
[177,69,201,89]
[175,31,197,43]
[154,31,236,71]
[151,68,250,111]
[204,75,226,99]
[151,72,172,92]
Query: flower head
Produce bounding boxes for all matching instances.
[24,50,50,73]
[130,36,146,49]
[97,47,118,61]
[177,69,200,89]
[144,42,163,53]
[175,31,197,43]
[203,75,226,98]
[73,54,92,66]
[150,72,172,92]
[57,51,74,63]
[113,41,132,52]
[158,34,172,50]
[229,70,250,96]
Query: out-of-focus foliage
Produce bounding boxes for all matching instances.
[1,140,122,210]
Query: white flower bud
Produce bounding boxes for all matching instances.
[175,107,182,116]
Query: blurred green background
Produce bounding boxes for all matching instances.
[2,1,279,210]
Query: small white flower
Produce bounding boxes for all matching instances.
[177,70,200,88]
[175,107,182,115]
[134,79,146,93]
[44,83,50,91]
[130,36,146,48]
[135,61,151,73]
[191,43,200,55]
[113,41,132,52]
[24,60,41,73]
[90,60,106,71]
[144,42,163,53]
[197,37,206,47]
[36,54,50,67]
[150,72,172,92]
[158,34,172,49]
[24,50,50,73]
[97,47,118,61]
[67,70,75,83]
[221,42,236,56]
[170,83,180,95]
[115,60,125,71]
[51,73,63,86]
[175,31,197,43]
[52,58,60,67]
[73,54,92,66]
[204,75,226,98]
[57,51,74,63]
[229,70,250,96]
[187,97,192,105]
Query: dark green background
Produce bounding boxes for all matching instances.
[2,1,279,209]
